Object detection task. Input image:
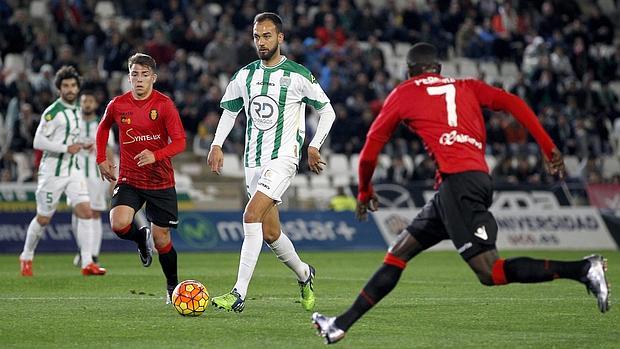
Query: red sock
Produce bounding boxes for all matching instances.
[383,252,406,269]
[157,241,173,254]
[491,258,508,285]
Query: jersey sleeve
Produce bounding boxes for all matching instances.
[301,72,330,110]
[153,99,186,161]
[33,111,68,153]
[468,79,555,158]
[220,72,245,113]
[96,100,116,163]
[358,88,403,201]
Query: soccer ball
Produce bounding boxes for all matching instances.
[172,280,209,316]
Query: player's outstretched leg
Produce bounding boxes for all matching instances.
[479,251,610,312]
[267,227,316,311]
[312,312,346,345]
[157,241,178,304]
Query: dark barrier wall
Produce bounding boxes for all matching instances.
[0,211,386,253]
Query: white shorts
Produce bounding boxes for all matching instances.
[85,177,109,211]
[245,157,297,204]
[36,174,90,216]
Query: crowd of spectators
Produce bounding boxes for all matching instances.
[0,0,619,186]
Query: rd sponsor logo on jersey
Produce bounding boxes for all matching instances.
[150,109,158,121]
[249,95,279,131]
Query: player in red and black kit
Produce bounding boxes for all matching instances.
[96,53,186,303]
[312,43,610,344]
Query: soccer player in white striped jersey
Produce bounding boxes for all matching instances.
[208,12,336,312]
[19,66,105,277]
[71,91,115,268]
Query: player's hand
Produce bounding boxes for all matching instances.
[82,143,94,152]
[207,145,224,175]
[134,149,156,167]
[67,143,82,154]
[308,146,326,174]
[355,193,379,221]
[98,159,117,182]
[544,147,565,180]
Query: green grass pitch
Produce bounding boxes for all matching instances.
[1,251,618,348]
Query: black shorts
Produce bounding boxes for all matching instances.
[406,171,498,260]
[111,184,179,228]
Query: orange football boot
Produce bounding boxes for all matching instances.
[81,262,107,276]
[20,259,33,276]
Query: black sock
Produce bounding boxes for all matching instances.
[114,222,143,243]
[335,264,404,331]
[159,245,178,292]
[504,257,589,283]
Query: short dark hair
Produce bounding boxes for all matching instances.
[128,53,157,71]
[54,65,81,90]
[254,12,283,33]
[406,42,441,75]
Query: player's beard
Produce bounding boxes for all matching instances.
[61,91,78,104]
[257,43,278,61]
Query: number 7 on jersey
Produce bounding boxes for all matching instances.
[427,84,457,127]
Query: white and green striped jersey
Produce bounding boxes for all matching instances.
[77,114,114,179]
[35,98,82,177]
[220,57,330,168]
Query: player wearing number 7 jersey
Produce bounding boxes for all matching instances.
[312,42,610,345]
[208,12,335,313]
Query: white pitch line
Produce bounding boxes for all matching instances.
[0,297,162,300]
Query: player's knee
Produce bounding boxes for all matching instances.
[36,215,51,226]
[243,209,261,223]
[110,219,132,233]
[153,232,170,249]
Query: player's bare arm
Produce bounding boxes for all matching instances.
[308,146,326,174]
[134,149,156,167]
[207,145,224,175]
[98,159,117,182]
[67,143,83,154]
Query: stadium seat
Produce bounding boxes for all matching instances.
[350,153,360,181]
[332,174,352,187]
[310,172,331,188]
[221,154,243,178]
[290,174,310,190]
[327,153,350,176]
[602,156,620,176]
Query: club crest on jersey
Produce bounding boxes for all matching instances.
[150,109,158,121]
[280,76,291,87]
[44,113,53,121]
[121,115,131,124]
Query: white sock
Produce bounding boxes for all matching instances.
[233,222,263,299]
[269,231,310,282]
[20,218,45,261]
[91,217,102,257]
[77,218,94,268]
[71,213,79,248]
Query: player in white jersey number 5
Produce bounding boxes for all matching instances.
[19,66,106,276]
[208,12,336,312]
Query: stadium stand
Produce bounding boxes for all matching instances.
[0,0,619,209]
